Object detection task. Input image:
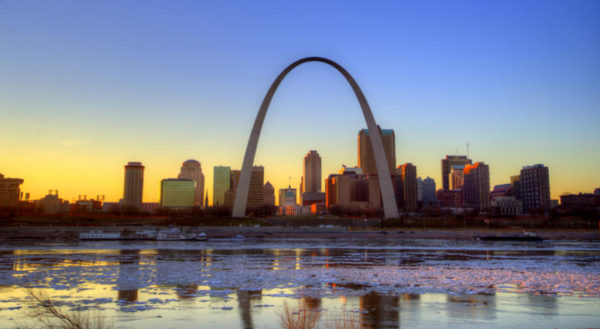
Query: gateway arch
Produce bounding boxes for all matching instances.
[232,57,399,219]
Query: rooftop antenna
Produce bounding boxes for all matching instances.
[467,142,470,158]
[288,176,291,188]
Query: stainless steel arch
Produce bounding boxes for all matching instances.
[232,57,399,219]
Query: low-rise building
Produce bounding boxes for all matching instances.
[0,173,24,208]
[35,190,69,215]
[437,189,463,208]
[301,191,326,206]
[491,196,522,216]
[560,193,600,208]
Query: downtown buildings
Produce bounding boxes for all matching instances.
[214,165,267,210]
[441,155,472,191]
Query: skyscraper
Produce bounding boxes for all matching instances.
[358,128,395,176]
[420,177,437,206]
[263,181,275,206]
[247,166,265,208]
[303,150,322,193]
[213,166,231,206]
[160,179,195,209]
[178,160,204,207]
[441,155,472,191]
[463,162,490,210]
[520,164,550,213]
[397,163,418,210]
[123,162,144,210]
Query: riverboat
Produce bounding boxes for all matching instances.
[156,227,187,241]
[189,232,207,241]
[475,231,543,242]
[79,230,122,240]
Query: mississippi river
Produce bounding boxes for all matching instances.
[0,237,599,328]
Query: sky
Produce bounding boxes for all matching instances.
[1,0,599,203]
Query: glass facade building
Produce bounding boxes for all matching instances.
[160,179,195,209]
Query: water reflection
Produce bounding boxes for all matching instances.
[0,251,14,284]
[237,289,261,329]
[360,292,399,329]
[446,294,496,320]
[0,239,598,329]
[176,283,199,299]
[526,294,558,314]
[117,249,140,304]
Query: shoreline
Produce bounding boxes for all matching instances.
[0,226,598,242]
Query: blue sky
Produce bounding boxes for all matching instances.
[1,0,599,202]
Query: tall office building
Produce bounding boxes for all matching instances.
[263,181,275,206]
[358,128,395,176]
[123,162,144,210]
[178,160,204,207]
[441,155,472,191]
[520,164,550,213]
[420,177,437,206]
[248,166,264,208]
[213,166,231,206]
[303,150,322,193]
[160,179,195,209]
[0,173,24,208]
[397,163,418,210]
[463,162,490,210]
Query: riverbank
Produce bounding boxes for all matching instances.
[0,225,597,241]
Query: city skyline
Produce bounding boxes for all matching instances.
[2,134,597,205]
[2,1,599,203]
